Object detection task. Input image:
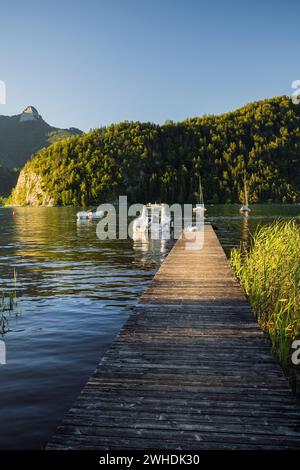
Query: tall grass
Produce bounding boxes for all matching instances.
[231,220,300,370]
[0,269,18,334]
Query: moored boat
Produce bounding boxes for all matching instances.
[132,203,171,235]
[77,208,104,220]
[240,171,251,215]
[193,175,207,214]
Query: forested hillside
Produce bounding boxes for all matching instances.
[9,96,300,206]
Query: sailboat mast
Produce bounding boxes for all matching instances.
[199,175,204,205]
[243,171,249,207]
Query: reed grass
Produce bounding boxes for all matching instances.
[231,220,300,368]
[0,269,18,334]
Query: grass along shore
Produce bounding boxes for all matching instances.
[230,220,300,392]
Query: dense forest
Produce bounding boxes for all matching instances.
[9,96,300,206]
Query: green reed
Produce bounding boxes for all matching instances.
[0,269,18,334]
[230,220,300,367]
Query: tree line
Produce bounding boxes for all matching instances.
[10,96,300,206]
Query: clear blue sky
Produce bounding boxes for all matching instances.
[0,0,299,131]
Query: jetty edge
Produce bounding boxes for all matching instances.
[47,224,300,450]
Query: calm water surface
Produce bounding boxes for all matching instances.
[0,204,299,449]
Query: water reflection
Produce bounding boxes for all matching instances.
[241,215,250,251]
[0,204,299,449]
[132,230,170,255]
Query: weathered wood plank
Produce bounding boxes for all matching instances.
[47,225,300,450]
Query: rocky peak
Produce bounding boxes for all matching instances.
[20,105,42,122]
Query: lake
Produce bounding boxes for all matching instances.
[0,204,299,449]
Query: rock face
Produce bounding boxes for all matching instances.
[19,105,42,122]
[10,167,54,206]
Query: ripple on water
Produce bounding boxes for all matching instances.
[0,204,299,449]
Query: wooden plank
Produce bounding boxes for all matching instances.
[47,225,300,450]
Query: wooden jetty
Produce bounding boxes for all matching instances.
[47,225,300,450]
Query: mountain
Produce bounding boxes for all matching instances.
[19,105,42,123]
[8,96,300,206]
[0,106,82,169]
[0,106,82,197]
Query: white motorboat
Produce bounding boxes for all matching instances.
[77,208,104,220]
[132,205,150,232]
[133,203,171,235]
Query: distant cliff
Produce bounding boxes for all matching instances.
[9,167,54,206]
[9,96,300,206]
